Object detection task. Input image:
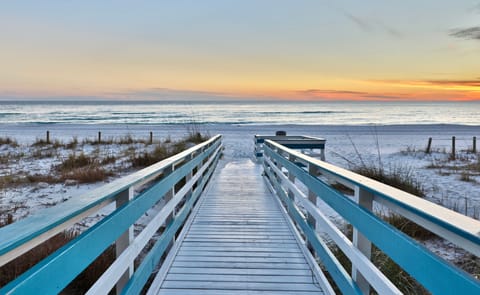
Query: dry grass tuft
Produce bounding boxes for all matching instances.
[0,137,18,147]
[130,145,168,168]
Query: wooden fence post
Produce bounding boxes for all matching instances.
[473,136,477,153]
[46,131,50,144]
[452,136,456,160]
[98,131,102,143]
[426,137,432,154]
[150,132,153,144]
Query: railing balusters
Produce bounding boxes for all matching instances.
[261,139,480,295]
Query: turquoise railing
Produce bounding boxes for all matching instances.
[261,138,480,295]
[0,135,222,295]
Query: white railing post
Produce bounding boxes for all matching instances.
[185,153,194,203]
[287,154,296,213]
[353,186,374,295]
[164,164,175,231]
[307,163,319,251]
[115,186,134,294]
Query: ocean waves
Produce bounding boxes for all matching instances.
[0,100,479,126]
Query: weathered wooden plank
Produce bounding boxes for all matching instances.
[175,251,305,258]
[164,273,315,283]
[171,261,310,269]
[161,281,323,292]
[168,267,314,276]
[174,256,308,264]
[185,234,294,239]
[183,238,296,243]
[158,289,320,295]
[181,242,298,248]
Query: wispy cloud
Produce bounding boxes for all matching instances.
[361,94,406,100]
[339,9,403,38]
[425,79,480,87]
[449,26,480,40]
[298,89,367,96]
[376,78,480,88]
[104,87,247,101]
[294,89,411,101]
[343,12,372,32]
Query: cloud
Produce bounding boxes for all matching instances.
[372,78,480,89]
[338,8,403,38]
[361,94,406,100]
[449,27,480,40]
[343,12,372,32]
[298,89,367,96]
[104,87,246,101]
[294,89,413,101]
[425,79,480,87]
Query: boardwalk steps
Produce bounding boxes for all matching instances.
[148,159,327,294]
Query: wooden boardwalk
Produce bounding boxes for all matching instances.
[150,159,325,295]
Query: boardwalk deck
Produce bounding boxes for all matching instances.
[149,159,325,295]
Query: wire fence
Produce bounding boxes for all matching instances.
[425,136,477,158]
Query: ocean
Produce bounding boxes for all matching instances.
[0,100,479,126]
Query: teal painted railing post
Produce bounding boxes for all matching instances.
[116,187,135,294]
[307,163,319,252]
[353,186,374,294]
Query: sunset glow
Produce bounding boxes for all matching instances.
[1,1,479,101]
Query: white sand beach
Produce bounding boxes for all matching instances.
[1,123,479,221]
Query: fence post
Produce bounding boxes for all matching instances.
[115,187,134,294]
[426,137,432,154]
[473,136,477,153]
[98,131,102,143]
[46,131,50,144]
[452,136,456,160]
[150,132,153,144]
[353,186,374,295]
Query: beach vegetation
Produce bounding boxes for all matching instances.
[329,225,429,294]
[65,137,79,149]
[0,137,18,147]
[59,153,95,171]
[130,144,168,168]
[353,164,425,198]
[61,167,112,184]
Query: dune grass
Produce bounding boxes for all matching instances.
[0,131,211,291]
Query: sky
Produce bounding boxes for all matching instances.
[0,1,479,101]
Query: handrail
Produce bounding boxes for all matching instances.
[0,135,222,294]
[261,139,480,295]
